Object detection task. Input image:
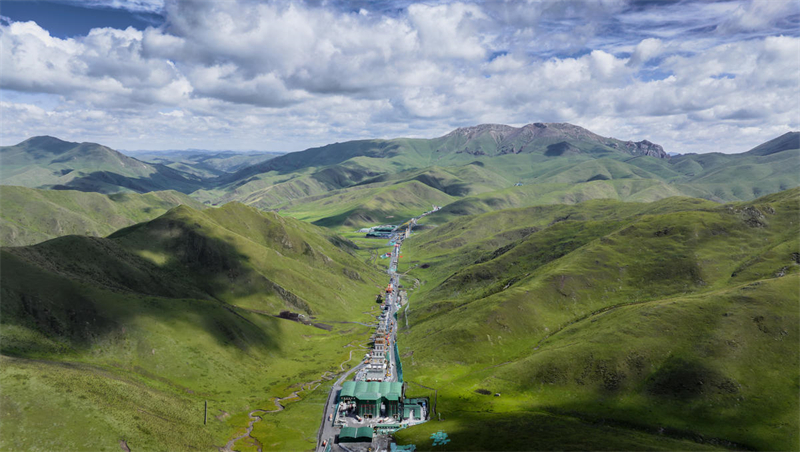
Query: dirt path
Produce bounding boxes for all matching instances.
[221,343,367,452]
[220,391,301,452]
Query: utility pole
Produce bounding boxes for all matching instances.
[204,400,208,425]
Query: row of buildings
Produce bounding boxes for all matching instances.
[365,306,394,381]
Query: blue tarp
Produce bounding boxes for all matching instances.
[394,341,403,382]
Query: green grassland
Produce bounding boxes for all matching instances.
[0,203,386,451]
[278,180,455,230]
[123,150,284,179]
[213,131,798,230]
[0,185,207,246]
[0,136,202,194]
[2,127,798,451]
[5,130,798,235]
[394,188,800,450]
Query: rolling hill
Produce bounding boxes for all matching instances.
[394,188,799,451]
[0,202,385,451]
[121,149,285,179]
[0,136,204,194]
[194,123,674,211]
[5,127,797,233]
[0,186,207,246]
[195,126,798,229]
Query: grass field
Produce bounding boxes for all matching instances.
[0,185,207,246]
[0,203,388,451]
[1,164,798,450]
[393,188,800,450]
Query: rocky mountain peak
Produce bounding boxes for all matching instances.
[439,122,669,159]
[446,124,517,141]
[621,139,668,159]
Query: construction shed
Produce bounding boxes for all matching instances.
[338,381,404,418]
[375,423,402,434]
[338,426,374,443]
[403,398,426,421]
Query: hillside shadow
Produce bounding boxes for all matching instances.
[401,405,757,451]
[218,140,407,186]
[49,169,206,194]
[0,228,282,356]
[312,208,377,228]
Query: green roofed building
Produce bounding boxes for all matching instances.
[339,427,358,443]
[338,381,404,419]
[338,426,374,443]
[356,426,374,441]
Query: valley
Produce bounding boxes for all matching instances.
[3,2,798,450]
[0,124,798,452]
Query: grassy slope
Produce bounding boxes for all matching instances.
[0,137,202,194]
[0,203,385,451]
[278,180,456,229]
[0,185,207,246]
[127,150,283,179]
[429,179,713,224]
[394,189,799,450]
[225,145,796,234]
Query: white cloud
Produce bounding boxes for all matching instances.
[0,0,798,155]
[627,38,663,67]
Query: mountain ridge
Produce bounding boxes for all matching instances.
[1,137,203,194]
[442,122,669,158]
[0,186,207,247]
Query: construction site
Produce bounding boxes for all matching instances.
[318,209,437,452]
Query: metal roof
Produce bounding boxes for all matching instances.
[356,426,374,439]
[340,380,402,402]
[339,427,357,439]
[340,381,356,399]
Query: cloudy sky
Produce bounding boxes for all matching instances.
[1,0,798,154]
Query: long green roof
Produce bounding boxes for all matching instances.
[340,381,357,399]
[339,427,357,439]
[339,380,403,402]
[356,426,374,438]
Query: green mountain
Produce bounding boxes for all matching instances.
[7,127,796,231]
[394,188,799,451]
[195,123,673,211]
[195,126,798,229]
[1,136,204,194]
[0,185,207,246]
[122,149,284,179]
[0,203,384,451]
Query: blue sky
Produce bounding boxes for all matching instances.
[1,0,798,153]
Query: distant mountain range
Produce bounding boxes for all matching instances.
[196,124,798,227]
[2,124,798,229]
[120,149,285,179]
[0,136,204,194]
